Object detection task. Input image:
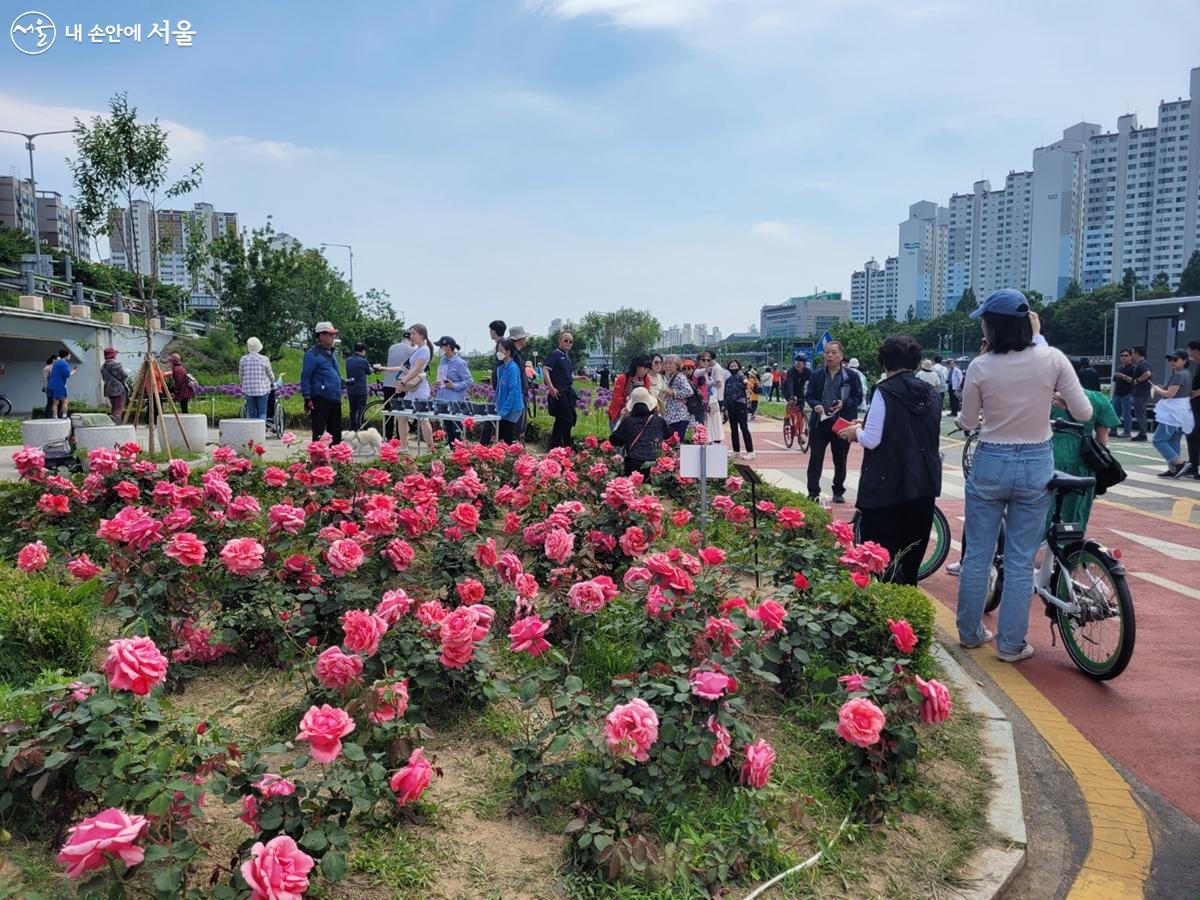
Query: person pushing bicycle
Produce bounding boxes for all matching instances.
[782,354,810,444]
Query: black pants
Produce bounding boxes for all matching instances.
[728,403,753,452]
[498,418,519,443]
[443,419,461,443]
[948,390,961,416]
[311,396,343,444]
[749,399,759,416]
[548,395,576,449]
[768,382,780,401]
[668,419,689,442]
[178,398,189,413]
[381,386,398,440]
[348,395,367,431]
[807,417,849,499]
[857,496,935,586]
[1131,395,1149,436]
[1188,398,1200,466]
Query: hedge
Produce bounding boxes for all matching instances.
[0,566,98,685]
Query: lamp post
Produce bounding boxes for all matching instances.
[0,127,82,281]
[320,242,354,293]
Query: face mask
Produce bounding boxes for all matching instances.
[496,351,506,361]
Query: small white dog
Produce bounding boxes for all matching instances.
[345,427,383,456]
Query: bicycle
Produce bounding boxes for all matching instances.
[979,419,1135,680]
[0,394,11,417]
[781,399,809,452]
[851,504,952,582]
[948,424,978,478]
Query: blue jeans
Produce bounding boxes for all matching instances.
[244,393,268,420]
[1113,394,1132,433]
[1153,423,1183,464]
[957,441,1054,655]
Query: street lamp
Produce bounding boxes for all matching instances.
[0,127,82,281]
[320,242,354,292]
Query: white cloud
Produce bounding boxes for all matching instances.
[751,220,803,241]
[529,0,717,28]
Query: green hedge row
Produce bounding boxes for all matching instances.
[0,566,99,685]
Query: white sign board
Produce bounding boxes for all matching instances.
[679,444,729,479]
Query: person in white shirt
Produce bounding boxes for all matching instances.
[946,358,965,416]
[932,355,949,414]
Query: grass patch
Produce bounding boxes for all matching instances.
[468,701,524,744]
[349,828,440,897]
[0,838,67,899]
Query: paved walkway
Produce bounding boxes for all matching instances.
[738,412,1200,897]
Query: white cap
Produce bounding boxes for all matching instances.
[314,321,339,335]
[849,358,860,368]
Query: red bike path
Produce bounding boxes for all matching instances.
[749,432,1200,827]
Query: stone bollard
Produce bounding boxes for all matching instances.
[147,317,161,331]
[218,418,266,450]
[75,425,139,466]
[21,418,71,447]
[159,413,208,454]
[18,295,43,312]
[111,312,130,326]
[69,304,91,319]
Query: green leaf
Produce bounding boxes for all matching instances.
[153,866,183,894]
[153,747,174,772]
[256,804,284,831]
[147,792,172,818]
[546,734,571,755]
[563,675,584,694]
[321,850,348,881]
[299,829,328,852]
[341,742,366,762]
[593,834,613,851]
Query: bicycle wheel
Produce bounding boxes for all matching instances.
[782,416,794,448]
[0,396,11,417]
[798,423,809,453]
[961,432,977,480]
[983,525,1005,613]
[1054,543,1135,680]
[917,506,951,581]
[358,399,386,433]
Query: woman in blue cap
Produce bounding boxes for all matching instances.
[954,289,1091,664]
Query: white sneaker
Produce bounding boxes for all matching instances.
[744,452,755,460]
[996,643,1035,663]
[947,561,961,576]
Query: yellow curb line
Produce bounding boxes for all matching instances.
[1096,496,1200,531]
[929,600,1152,898]
[1170,498,1195,522]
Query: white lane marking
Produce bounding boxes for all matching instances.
[1109,529,1200,562]
[1122,468,1200,496]
[1106,483,1171,500]
[1129,571,1200,601]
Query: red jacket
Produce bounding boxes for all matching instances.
[608,373,651,423]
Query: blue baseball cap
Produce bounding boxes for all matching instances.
[971,288,1030,319]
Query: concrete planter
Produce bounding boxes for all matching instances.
[158,413,208,454]
[219,418,266,449]
[21,418,71,447]
[75,425,139,465]
[18,295,43,312]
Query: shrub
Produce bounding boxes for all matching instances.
[0,567,97,684]
[844,579,936,675]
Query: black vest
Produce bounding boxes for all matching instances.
[857,371,942,510]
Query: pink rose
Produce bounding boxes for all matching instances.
[228,494,261,522]
[776,506,805,528]
[310,465,336,487]
[87,447,121,475]
[604,698,659,763]
[474,538,498,568]
[37,492,71,516]
[888,618,918,654]
[13,445,47,479]
[390,747,435,805]
[826,519,855,548]
[670,509,693,527]
[263,466,290,488]
[838,673,869,693]
[240,835,315,900]
[238,775,296,831]
[66,553,103,581]
[748,599,787,633]
[325,538,366,577]
[450,502,480,532]
[836,697,887,748]
[164,532,207,567]
[439,606,485,669]
[792,571,810,591]
[456,578,486,605]
[850,571,870,588]
[162,507,195,532]
[296,704,355,763]
[514,572,539,600]
[619,525,649,557]
[375,589,412,624]
[315,646,364,691]
[219,538,265,576]
[915,676,953,725]
[341,609,388,657]
[56,807,148,878]
[496,551,523,583]
[102,637,168,695]
[705,715,732,766]
[16,540,49,573]
[543,527,575,564]
[567,575,619,615]
[509,615,551,657]
[739,738,776,788]
[416,600,449,635]
[697,546,726,567]
[368,678,410,724]
[382,538,415,570]
[267,503,306,535]
[689,669,737,701]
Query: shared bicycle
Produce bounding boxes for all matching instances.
[781,400,809,452]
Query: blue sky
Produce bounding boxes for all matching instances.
[2,0,1199,345]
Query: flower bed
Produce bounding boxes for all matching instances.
[0,433,965,898]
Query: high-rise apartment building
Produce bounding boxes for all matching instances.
[35,192,88,258]
[0,176,37,239]
[1082,67,1199,291]
[850,256,899,324]
[945,173,1034,307]
[108,199,156,277]
[898,202,949,320]
[1029,123,1101,300]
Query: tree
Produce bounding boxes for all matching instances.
[575,309,661,369]
[340,289,404,363]
[1064,279,1082,300]
[68,92,203,455]
[955,287,977,314]
[832,320,884,376]
[1121,267,1140,301]
[0,222,34,266]
[1179,249,1200,297]
[182,214,211,313]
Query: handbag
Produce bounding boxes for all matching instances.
[1078,434,1126,496]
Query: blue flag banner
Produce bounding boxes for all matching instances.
[814,331,834,355]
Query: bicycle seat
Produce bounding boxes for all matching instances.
[1047,471,1095,493]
